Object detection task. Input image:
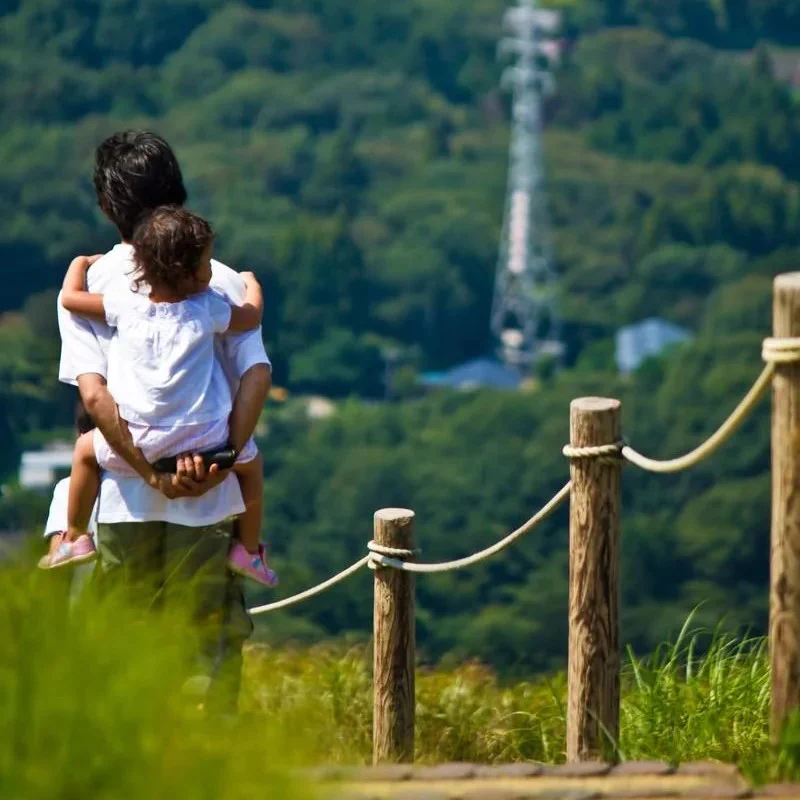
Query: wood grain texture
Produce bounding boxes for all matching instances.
[373,508,416,764]
[567,397,622,763]
[770,273,800,740]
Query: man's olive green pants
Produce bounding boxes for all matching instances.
[94,519,253,714]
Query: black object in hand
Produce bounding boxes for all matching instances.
[152,447,238,474]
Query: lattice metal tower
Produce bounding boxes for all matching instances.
[491,0,564,370]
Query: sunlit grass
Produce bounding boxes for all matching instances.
[241,616,793,783]
[0,562,312,800]
[620,615,770,778]
[4,556,800,793]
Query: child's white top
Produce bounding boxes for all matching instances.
[57,243,267,526]
[104,284,233,427]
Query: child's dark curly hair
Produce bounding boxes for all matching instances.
[132,205,214,294]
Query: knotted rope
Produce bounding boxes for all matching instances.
[366,482,570,574]
[560,337,800,475]
[248,483,569,613]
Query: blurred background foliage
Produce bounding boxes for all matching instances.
[1,0,799,673]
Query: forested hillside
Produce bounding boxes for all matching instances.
[2,0,800,672]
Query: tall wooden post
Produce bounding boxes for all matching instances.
[770,273,800,740]
[373,508,416,764]
[567,397,622,762]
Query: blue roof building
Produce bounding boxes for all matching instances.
[420,358,523,391]
[615,318,692,375]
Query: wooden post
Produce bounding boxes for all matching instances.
[567,397,622,762]
[770,273,800,740]
[373,508,415,764]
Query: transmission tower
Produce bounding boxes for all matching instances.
[490,0,564,370]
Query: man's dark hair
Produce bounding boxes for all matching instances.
[93,131,188,241]
[133,206,214,294]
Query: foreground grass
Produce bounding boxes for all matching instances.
[1,558,794,795]
[0,565,313,800]
[242,616,780,781]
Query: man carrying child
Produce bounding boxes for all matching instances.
[50,131,274,712]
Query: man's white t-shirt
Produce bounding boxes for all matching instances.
[44,477,98,537]
[103,284,234,427]
[58,243,270,526]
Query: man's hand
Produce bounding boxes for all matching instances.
[147,458,230,500]
[168,453,230,498]
[79,374,169,489]
[148,472,182,500]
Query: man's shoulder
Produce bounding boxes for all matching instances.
[47,476,70,514]
[86,244,135,293]
[52,476,71,496]
[209,259,245,303]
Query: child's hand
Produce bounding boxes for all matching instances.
[229,271,264,331]
[68,254,104,273]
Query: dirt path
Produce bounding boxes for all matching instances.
[312,760,800,799]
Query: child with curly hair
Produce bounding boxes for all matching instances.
[41,205,277,588]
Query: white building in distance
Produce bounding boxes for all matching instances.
[19,444,73,489]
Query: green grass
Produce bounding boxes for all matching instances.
[0,562,314,800]
[620,616,770,778]
[241,613,792,782]
[2,558,798,796]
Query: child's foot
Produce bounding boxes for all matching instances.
[227,542,278,587]
[37,533,97,570]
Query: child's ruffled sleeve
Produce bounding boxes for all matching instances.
[207,290,233,334]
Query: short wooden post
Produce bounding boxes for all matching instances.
[373,508,415,764]
[567,397,622,762]
[770,273,800,740]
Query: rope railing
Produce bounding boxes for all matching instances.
[367,482,571,573]
[248,555,370,615]
[616,338,800,471]
[562,364,774,474]
[562,337,800,475]
[763,336,800,364]
[249,338,800,617]
[243,296,800,763]
[249,483,570,615]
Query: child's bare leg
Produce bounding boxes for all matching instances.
[66,431,100,541]
[233,452,263,553]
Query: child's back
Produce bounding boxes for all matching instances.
[105,285,233,427]
[48,205,276,589]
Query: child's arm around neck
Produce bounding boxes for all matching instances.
[61,255,106,320]
[227,271,263,332]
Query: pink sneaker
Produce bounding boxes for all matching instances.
[227,542,278,588]
[38,533,97,570]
